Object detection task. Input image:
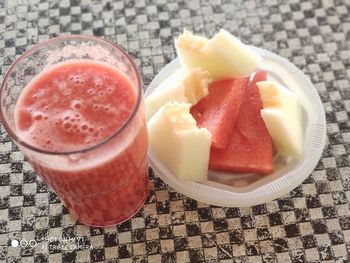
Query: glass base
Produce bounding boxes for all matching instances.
[76,191,148,227]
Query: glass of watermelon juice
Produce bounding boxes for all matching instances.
[0,35,149,226]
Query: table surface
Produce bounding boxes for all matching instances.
[0,0,349,262]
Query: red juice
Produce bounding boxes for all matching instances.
[15,60,148,226]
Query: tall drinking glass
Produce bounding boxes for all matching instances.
[0,35,149,227]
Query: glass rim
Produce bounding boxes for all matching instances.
[0,34,143,156]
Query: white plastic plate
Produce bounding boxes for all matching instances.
[145,47,326,207]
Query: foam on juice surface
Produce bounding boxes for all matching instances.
[15,60,137,152]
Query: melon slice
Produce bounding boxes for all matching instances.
[190,77,249,149]
[145,68,211,120]
[175,29,262,79]
[148,101,211,182]
[257,80,303,158]
[210,71,273,174]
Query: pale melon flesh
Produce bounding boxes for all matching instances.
[148,101,212,182]
[175,29,262,79]
[257,80,303,158]
[145,68,211,120]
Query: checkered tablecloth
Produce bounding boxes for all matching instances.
[0,0,349,262]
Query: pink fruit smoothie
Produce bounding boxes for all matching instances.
[15,60,148,226]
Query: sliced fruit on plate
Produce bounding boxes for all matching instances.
[210,72,274,174]
[145,68,211,120]
[190,77,249,149]
[183,68,211,104]
[257,80,303,158]
[148,101,212,182]
[175,29,262,79]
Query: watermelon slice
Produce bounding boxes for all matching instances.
[209,71,273,174]
[190,77,249,149]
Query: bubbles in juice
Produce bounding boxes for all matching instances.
[15,60,137,152]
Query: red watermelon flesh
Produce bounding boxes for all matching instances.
[190,77,249,149]
[209,71,273,174]
[249,71,267,87]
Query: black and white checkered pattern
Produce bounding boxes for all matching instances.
[1,0,350,262]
